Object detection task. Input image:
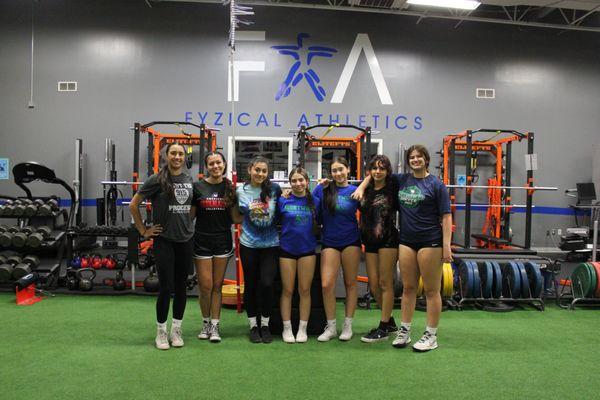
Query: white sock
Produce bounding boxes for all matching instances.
[344,317,353,325]
[203,317,210,324]
[299,320,308,331]
[283,320,292,329]
[157,322,167,331]
[401,322,412,330]
[327,319,336,329]
[426,326,438,335]
[248,317,257,328]
[172,318,182,329]
[211,319,220,326]
[261,316,270,327]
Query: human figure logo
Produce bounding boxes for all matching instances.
[272,33,337,102]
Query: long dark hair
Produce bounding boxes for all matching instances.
[204,151,236,208]
[158,142,185,198]
[324,156,349,214]
[406,144,431,171]
[245,156,272,203]
[361,155,395,242]
[289,167,317,231]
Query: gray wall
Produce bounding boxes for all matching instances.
[1,0,599,246]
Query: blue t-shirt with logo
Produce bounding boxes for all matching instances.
[395,173,451,243]
[277,194,319,256]
[237,183,282,248]
[313,184,360,247]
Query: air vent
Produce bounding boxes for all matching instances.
[476,88,495,99]
[58,81,78,92]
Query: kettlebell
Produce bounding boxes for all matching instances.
[77,268,96,291]
[113,271,127,291]
[103,255,117,270]
[70,255,82,269]
[143,267,160,293]
[90,254,103,270]
[66,270,79,290]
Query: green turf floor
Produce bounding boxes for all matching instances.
[1,293,599,400]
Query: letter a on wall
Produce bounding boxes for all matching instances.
[331,33,392,105]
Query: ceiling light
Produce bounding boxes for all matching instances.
[407,0,480,10]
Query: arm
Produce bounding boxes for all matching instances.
[190,205,197,220]
[350,175,371,201]
[230,203,243,224]
[441,213,452,262]
[129,193,162,239]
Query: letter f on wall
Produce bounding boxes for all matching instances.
[331,33,392,105]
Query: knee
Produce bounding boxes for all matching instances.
[281,286,294,298]
[321,279,336,293]
[298,286,311,298]
[378,278,392,292]
[199,281,212,295]
[402,285,417,296]
[424,288,440,299]
[344,281,357,291]
[260,278,274,291]
[369,281,380,294]
[211,283,223,295]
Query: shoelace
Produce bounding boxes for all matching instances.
[158,330,168,342]
[417,332,433,343]
[396,328,409,340]
[172,328,182,338]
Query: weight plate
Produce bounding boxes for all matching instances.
[469,261,482,298]
[585,263,598,298]
[459,260,473,298]
[502,262,522,299]
[524,261,543,298]
[417,276,424,297]
[570,263,593,298]
[490,261,503,299]
[442,262,453,297]
[591,262,600,298]
[516,262,530,298]
[393,263,403,298]
[478,261,494,298]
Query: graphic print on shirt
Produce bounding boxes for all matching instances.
[249,199,274,227]
[398,185,425,208]
[371,194,389,240]
[336,195,353,212]
[170,183,193,213]
[199,192,226,211]
[284,204,312,226]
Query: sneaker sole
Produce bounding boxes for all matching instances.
[171,342,184,348]
[155,344,170,350]
[412,343,438,352]
[361,336,389,343]
[339,334,353,341]
[197,335,209,340]
[392,338,412,348]
[209,338,222,343]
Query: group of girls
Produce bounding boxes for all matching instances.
[130,141,451,353]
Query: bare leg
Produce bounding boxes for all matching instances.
[340,246,361,318]
[195,258,213,319]
[365,252,382,309]
[378,247,398,323]
[417,248,443,328]
[399,245,419,324]
[210,256,229,320]
[320,249,342,320]
[279,257,298,322]
[297,255,316,321]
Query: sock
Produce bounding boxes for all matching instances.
[344,317,353,325]
[203,317,210,324]
[401,322,412,331]
[157,322,167,331]
[171,318,182,329]
[327,319,336,329]
[389,316,397,326]
[283,320,292,330]
[248,317,257,328]
[426,326,438,335]
[261,316,270,327]
[298,320,308,332]
[378,320,388,329]
[211,319,220,326]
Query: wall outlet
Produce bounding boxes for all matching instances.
[557,229,562,236]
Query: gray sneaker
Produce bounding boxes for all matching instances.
[155,329,170,350]
[412,331,438,352]
[392,326,411,348]
[198,322,211,340]
[209,324,221,343]
[170,327,184,348]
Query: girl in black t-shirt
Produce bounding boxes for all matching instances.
[358,155,399,344]
[129,142,195,351]
[193,151,240,343]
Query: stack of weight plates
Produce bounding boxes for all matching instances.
[457,260,481,299]
[415,262,454,298]
[222,284,244,306]
[570,262,600,298]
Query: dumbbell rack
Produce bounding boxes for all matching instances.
[455,258,545,311]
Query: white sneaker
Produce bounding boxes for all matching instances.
[295,329,308,343]
[282,327,296,344]
[155,329,170,350]
[170,327,184,348]
[209,324,221,343]
[317,324,337,342]
[339,321,353,341]
[197,321,211,340]
[392,326,411,348]
[412,331,438,352]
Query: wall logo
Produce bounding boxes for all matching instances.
[272,33,337,102]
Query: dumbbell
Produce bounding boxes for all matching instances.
[0,255,22,282]
[24,199,45,217]
[0,201,14,216]
[12,255,40,280]
[12,226,35,248]
[38,199,59,216]
[11,199,33,217]
[0,227,21,248]
[25,226,52,248]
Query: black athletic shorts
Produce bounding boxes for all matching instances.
[364,237,400,254]
[399,238,443,252]
[193,231,234,259]
[279,248,316,260]
[321,239,362,252]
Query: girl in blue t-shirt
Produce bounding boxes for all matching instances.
[277,167,319,343]
[313,157,361,342]
[235,156,282,344]
[354,145,452,352]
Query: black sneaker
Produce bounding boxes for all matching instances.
[260,326,273,344]
[249,326,261,343]
[386,320,399,333]
[360,327,389,343]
